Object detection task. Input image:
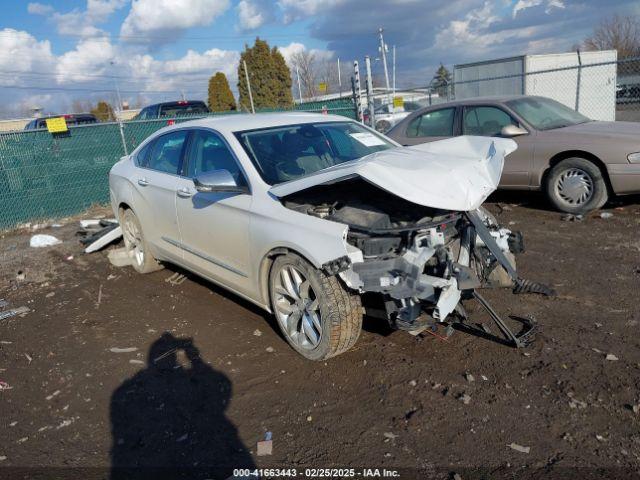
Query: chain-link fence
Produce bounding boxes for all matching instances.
[0,100,356,230]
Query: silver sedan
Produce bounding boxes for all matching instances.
[110,113,532,360]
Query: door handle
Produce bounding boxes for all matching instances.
[176,187,194,198]
[137,178,149,186]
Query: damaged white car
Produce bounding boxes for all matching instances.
[109,113,549,360]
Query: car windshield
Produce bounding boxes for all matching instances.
[505,97,591,130]
[236,121,394,185]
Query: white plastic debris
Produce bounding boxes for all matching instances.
[110,347,138,353]
[508,442,531,453]
[605,354,619,361]
[30,234,62,248]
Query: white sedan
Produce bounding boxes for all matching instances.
[109,112,534,360]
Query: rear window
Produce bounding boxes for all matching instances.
[159,103,209,117]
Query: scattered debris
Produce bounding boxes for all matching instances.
[306,416,313,422]
[56,418,76,429]
[508,442,530,453]
[383,432,398,440]
[84,225,122,253]
[453,474,463,480]
[15,271,25,282]
[0,381,13,391]
[253,329,262,337]
[110,347,138,353]
[599,212,613,219]
[16,437,28,444]
[129,359,144,365]
[0,456,6,462]
[605,354,619,361]
[24,353,32,364]
[0,299,8,309]
[30,234,62,248]
[45,292,55,298]
[0,307,30,321]
[266,346,275,353]
[176,434,188,443]
[257,431,273,456]
[458,393,472,405]
[408,379,417,387]
[107,248,133,267]
[96,284,103,308]
[561,213,583,222]
[46,390,61,401]
[165,272,188,286]
[481,375,488,381]
[465,373,475,382]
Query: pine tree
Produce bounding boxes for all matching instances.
[207,72,237,112]
[431,64,452,97]
[237,38,293,110]
[90,101,115,122]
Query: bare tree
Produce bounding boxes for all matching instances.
[583,15,640,58]
[290,49,318,99]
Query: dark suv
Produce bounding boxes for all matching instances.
[24,113,97,130]
[134,101,210,120]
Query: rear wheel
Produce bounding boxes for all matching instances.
[269,253,362,360]
[545,157,608,213]
[121,209,163,274]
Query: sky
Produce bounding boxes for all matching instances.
[0,0,638,117]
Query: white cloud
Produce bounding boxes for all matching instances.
[277,0,345,23]
[434,2,500,49]
[278,42,334,66]
[513,0,565,18]
[237,0,271,30]
[0,29,55,86]
[27,2,55,15]
[121,0,230,42]
[56,37,117,83]
[35,0,129,38]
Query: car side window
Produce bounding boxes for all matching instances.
[147,131,188,175]
[186,130,247,187]
[136,142,153,167]
[463,106,515,136]
[406,108,455,137]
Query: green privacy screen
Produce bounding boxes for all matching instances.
[0,102,356,230]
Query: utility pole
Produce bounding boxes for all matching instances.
[243,60,255,114]
[110,60,123,115]
[337,58,342,98]
[378,27,390,93]
[353,60,364,123]
[365,55,375,128]
[295,65,303,104]
[392,45,396,97]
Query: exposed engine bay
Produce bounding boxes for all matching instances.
[282,178,544,347]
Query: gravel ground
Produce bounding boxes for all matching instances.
[0,197,639,480]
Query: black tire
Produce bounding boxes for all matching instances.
[120,209,163,274]
[544,157,608,214]
[269,253,362,361]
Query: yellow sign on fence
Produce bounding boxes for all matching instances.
[46,117,68,134]
[318,82,327,93]
[393,96,404,108]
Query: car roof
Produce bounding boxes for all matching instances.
[420,95,533,108]
[144,100,207,108]
[173,112,354,134]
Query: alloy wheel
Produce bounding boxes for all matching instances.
[123,214,144,267]
[272,265,322,350]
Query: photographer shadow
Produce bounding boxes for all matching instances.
[110,332,255,480]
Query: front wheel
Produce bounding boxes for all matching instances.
[544,158,608,214]
[269,253,362,360]
[120,209,164,274]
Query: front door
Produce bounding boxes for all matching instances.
[174,129,253,294]
[461,105,533,188]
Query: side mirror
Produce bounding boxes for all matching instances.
[500,124,528,137]
[193,169,248,194]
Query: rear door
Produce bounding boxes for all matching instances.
[461,105,534,187]
[132,130,189,261]
[396,107,456,146]
[174,129,253,294]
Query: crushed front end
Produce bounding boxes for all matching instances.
[283,178,543,347]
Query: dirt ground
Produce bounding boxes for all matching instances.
[1,194,639,480]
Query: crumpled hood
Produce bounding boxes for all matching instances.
[269,136,517,211]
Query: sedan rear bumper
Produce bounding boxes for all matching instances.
[608,164,640,195]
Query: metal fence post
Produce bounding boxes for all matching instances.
[118,120,128,156]
[575,49,582,112]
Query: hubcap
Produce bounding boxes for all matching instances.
[555,168,593,205]
[273,265,322,350]
[123,215,144,266]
